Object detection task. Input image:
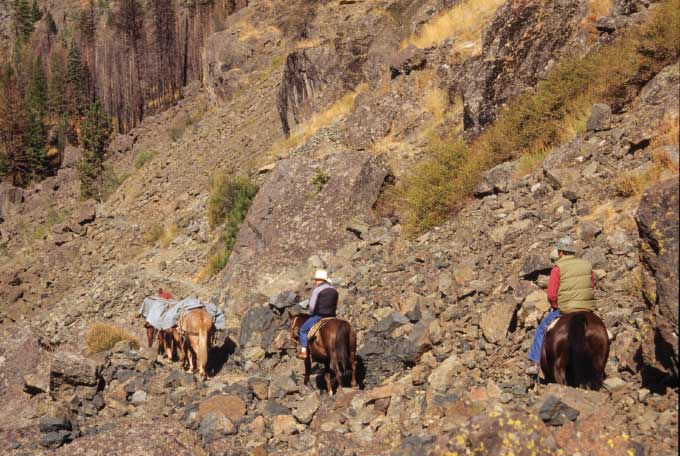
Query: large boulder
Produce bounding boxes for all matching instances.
[0,325,50,430]
[221,152,387,308]
[0,182,24,223]
[480,299,519,344]
[635,177,679,368]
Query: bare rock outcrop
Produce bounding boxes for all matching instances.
[221,151,387,307]
[448,0,589,135]
[636,177,679,370]
[276,5,401,136]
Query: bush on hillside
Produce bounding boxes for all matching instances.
[144,223,164,244]
[134,149,156,169]
[205,173,258,276]
[400,0,680,235]
[207,173,258,229]
[85,323,139,353]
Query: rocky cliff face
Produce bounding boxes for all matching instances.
[0,0,678,455]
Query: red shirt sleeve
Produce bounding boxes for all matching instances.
[547,266,560,309]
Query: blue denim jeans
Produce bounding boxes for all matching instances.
[299,315,322,348]
[528,309,562,363]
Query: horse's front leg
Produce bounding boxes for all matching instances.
[303,356,311,386]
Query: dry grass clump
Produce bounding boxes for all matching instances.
[237,16,279,42]
[86,323,140,353]
[614,149,680,197]
[159,224,179,248]
[423,85,450,124]
[588,0,613,18]
[270,84,368,157]
[295,37,322,49]
[622,267,643,298]
[144,224,164,244]
[651,111,680,148]
[400,0,680,235]
[516,147,550,176]
[144,223,179,247]
[582,0,614,37]
[402,0,505,58]
[413,71,465,139]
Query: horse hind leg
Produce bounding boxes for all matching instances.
[350,329,357,388]
[324,364,334,396]
[553,355,568,385]
[186,336,197,373]
[330,351,343,393]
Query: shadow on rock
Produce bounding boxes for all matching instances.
[207,334,237,377]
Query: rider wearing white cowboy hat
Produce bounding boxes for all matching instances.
[297,269,338,359]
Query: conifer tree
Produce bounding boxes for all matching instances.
[78,101,111,200]
[25,57,48,175]
[66,44,88,115]
[30,0,42,22]
[46,11,57,35]
[13,0,34,42]
[48,47,67,116]
[0,63,30,186]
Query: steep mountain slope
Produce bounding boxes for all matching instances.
[0,0,678,454]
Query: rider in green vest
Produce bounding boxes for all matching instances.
[525,236,596,375]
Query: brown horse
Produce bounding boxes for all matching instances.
[144,323,184,362]
[541,311,609,390]
[177,308,213,379]
[290,315,357,395]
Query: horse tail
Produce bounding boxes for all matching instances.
[336,321,351,383]
[568,313,598,389]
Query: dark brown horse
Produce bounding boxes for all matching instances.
[291,315,357,395]
[541,311,609,390]
[144,324,184,361]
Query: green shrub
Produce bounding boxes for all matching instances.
[32,226,47,240]
[206,250,229,276]
[207,173,258,228]
[0,241,9,258]
[85,323,140,353]
[311,168,330,192]
[134,149,156,169]
[46,208,64,226]
[205,173,258,275]
[401,0,680,234]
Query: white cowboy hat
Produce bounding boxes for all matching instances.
[313,270,329,282]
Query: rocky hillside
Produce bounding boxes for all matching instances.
[0,0,678,455]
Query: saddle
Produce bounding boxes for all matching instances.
[546,316,561,335]
[307,317,335,342]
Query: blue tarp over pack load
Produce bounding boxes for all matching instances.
[140,296,226,330]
